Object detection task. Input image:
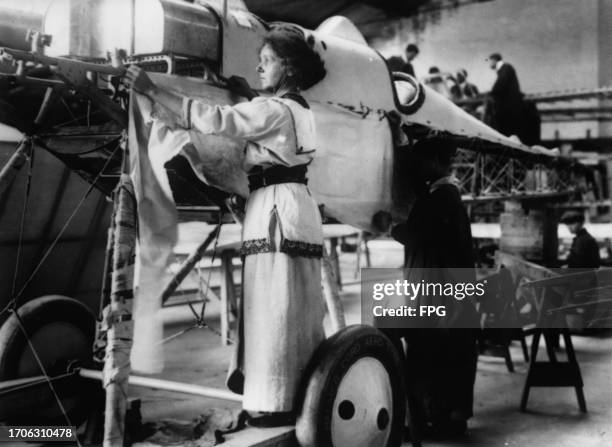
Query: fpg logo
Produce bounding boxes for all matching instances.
[419,306,446,317]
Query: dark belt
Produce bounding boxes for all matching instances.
[248,164,308,192]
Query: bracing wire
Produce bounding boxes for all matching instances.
[11,143,121,305]
[3,141,121,441]
[198,216,234,343]
[10,139,34,299]
[37,135,122,157]
[200,214,223,321]
[59,97,79,124]
[51,110,103,129]
[155,217,234,346]
[154,324,198,346]
[13,311,84,447]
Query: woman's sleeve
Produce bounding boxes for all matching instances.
[181,97,287,139]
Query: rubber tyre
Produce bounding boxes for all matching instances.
[296,324,406,447]
[0,295,98,424]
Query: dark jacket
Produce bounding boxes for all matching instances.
[460,81,479,99]
[567,228,600,269]
[490,63,524,137]
[392,182,475,269]
[386,56,415,77]
[390,180,478,422]
[391,180,478,328]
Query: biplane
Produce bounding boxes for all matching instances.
[0,1,590,446]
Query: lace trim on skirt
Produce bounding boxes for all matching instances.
[240,238,322,258]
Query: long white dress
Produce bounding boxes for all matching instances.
[182,95,326,412]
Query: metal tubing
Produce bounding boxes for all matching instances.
[0,375,47,391]
[0,47,126,76]
[0,139,30,198]
[79,368,242,402]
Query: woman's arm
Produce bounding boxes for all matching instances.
[125,66,286,139]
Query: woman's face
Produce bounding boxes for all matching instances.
[257,44,286,91]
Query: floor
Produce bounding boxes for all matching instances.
[127,226,612,446]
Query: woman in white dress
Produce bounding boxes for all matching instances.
[126,26,327,426]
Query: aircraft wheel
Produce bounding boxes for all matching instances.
[0,295,98,424]
[296,325,405,447]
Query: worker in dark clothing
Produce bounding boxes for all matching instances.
[456,69,479,99]
[560,210,601,328]
[561,211,600,269]
[454,68,480,115]
[389,138,478,439]
[392,141,475,270]
[387,43,419,77]
[486,53,525,139]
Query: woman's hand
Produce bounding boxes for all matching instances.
[124,66,157,97]
[125,66,184,120]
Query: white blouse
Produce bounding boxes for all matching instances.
[181,94,324,258]
[181,96,317,172]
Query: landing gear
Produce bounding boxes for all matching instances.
[0,298,407,447]
[296,325,406,447]
[0,295,98,425]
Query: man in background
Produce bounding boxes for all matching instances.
[456,69,479,99]
[454,68,480,115]
[561,211,600,269]
[486,53,525,138]
[561,210,600,329]
[387,43,419,77]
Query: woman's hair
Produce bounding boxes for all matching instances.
[262,26,326,90]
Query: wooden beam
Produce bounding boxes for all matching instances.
[103,168,137,446]
[219,249,236,345]
[161,225,221,305]
[222,426,296,447]
[321,244,346,333]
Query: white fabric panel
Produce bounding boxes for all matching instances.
[405,84,558,157]
[316,16,368,45]
[304,29,396,111]
[129,93,179,373]
[308,102,394,231]
[140,73,395,233]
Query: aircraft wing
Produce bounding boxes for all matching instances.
[399,81,559,160]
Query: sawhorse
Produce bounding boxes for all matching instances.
[518,270,599,413]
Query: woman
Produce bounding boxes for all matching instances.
[125,27,327,426]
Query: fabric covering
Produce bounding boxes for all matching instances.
[132,72,394,229]
[129,93,178,373]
